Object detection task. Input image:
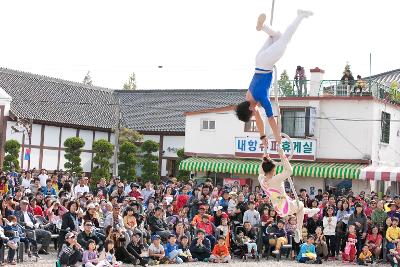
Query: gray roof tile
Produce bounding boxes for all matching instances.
[116,89,246,132]
[0,68,117,129]
[366,68,400,87]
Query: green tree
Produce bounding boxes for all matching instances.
[118,141,138,182]
[119,127,143,144]
[3,140,21,171]
[92,139,114,184]
[140,140,159,182]
[176,148,190,181]
[342,62,353,77]
[123,72,136,90]
[278,70,294,96]
[64,137,85,174]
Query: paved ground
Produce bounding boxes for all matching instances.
[16,254,390,267]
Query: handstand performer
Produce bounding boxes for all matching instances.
[235,10,313,147]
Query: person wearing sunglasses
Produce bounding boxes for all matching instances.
[77,221,104,252]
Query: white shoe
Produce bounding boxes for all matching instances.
[272,250,280,255]
[305,208,320,217]
[256,13,266,31]
[294,229,302,243]
[297,9,313,18]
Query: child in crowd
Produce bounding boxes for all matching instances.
[269,220,288,255]
[126,233,148,266]
[178,235,193,262]
[164,234,183,264]
[196,215,216,248]
[386,217,400,250]
[357,245,373,266]
[389,242,400,267]
[58,232,84,267]
[342,225,357,263]
[314,226,328,260]
[82,239,100,267]
[210,236,231,263]
[148,235,166,264]
[217,216,230,249]
[297,235,321,264]
[99,239,122,267]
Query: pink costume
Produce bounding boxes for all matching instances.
[258,151,319,240]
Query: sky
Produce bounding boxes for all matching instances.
[0,0,399,90]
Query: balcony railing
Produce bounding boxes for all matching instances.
[319,80,400,105]
[271,79,400,105]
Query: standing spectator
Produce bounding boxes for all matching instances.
[323,206,337,258]
[314,189,323,202]
[336,199,352,255]
[294,66,307,96]
[349,203,368,255]
[372,200,388,231]
[74,177,90,197]
[190,229,211,262]
[342,225,357,263]
[38,169,49,188]
[307,214,323,235]
[243,201,260,226]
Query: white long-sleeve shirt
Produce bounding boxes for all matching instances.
[323,216,337,236]
[243,209,261,226]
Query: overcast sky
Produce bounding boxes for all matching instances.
[0,0,398,89]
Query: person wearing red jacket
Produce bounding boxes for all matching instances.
[176,186,190,211]
[196,215,216,248]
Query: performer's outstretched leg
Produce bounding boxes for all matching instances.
[290,201,319,243]
[256,10,313,70]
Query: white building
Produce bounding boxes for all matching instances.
[180,68,400,196]
[0,68,116,173]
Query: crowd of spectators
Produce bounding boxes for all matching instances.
[0,168,399,266]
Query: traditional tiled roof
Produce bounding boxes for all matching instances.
[366,68,400,87]
[116,89,246,132]
[0,68,117,129]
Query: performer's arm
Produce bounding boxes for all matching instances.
[271,148,293,183]
[254,106,267,146]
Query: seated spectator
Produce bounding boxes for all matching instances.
[387,217,400,250]
[388,241,400,267]
[372,200,388,231]
[104,204,125,230]
[196,215,216,248]
[77,221,104,252]
[297,235,321,264]
[366,225,382,261]
[191,205,213,226]
[15,199,52,255]
[128,183,142,199]
[42,178,57,197]
[126,232,148,267]
[148,206,171,240]
[58,232,84,267]
[190,229,211,262]
[165,234,183,264]
[106,226,137,264]
[82,239,101,267]
[210,236,231,263]
[357,245,373,266]
[268,220,288,255]
[99,239,122,267]
[387,202,400,221]
[148,234,167,264]
[178,235,193,262]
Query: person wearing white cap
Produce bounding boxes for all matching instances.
[58,232,83,267]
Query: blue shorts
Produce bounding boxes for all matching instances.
[248,72,273,117]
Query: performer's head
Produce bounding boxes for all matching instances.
[262,156,275,175]
[235,101,253,122]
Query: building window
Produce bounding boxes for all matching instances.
[244,120,258,132]
[381,112,390,143]
[201,119,215,130]
[281,109,306,137]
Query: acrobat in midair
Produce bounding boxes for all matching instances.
[235,10,313,148]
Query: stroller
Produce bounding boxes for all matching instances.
[230,225,260,261]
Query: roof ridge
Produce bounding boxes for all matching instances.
[115,89,247,93]
[365,68,400,79]
[0,67,116,93]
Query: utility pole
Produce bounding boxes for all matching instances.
[113,99,121,176]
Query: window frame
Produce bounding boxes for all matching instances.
[200,118,216,131]
[244,118,258,132]
[280,107,307,138]
[380,111,391,144]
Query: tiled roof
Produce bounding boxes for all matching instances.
[366,68,400,86]
[116,89,246,132]
[0,68,117,129]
